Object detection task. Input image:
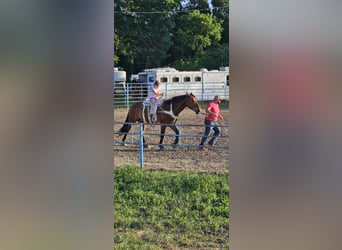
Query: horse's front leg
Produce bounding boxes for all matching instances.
[169,125,180,147]
[121,134,127,146]
[158,125,167,150]
[121,129,130,147]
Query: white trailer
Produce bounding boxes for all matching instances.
[114,67,126,95]
[134,67,229,101]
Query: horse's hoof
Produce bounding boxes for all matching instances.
[159,145,164,151]
[121,142,127,147]
[143,144,150,149]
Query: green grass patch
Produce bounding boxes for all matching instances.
[114,166,229,249]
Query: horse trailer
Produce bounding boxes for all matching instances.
[114,67,126,95]
[129,67,229,101]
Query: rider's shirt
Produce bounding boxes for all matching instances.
[149,87,161,101]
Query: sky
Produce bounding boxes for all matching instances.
[208,0,213,9]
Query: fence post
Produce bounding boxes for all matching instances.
[201,79,204,101]
[125,83,130,108]
[139,122,144,168]
[165,82,168,98]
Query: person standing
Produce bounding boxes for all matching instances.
[199,96,224,151]
[149,80,164,123]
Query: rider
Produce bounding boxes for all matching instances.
[149,80,164,123]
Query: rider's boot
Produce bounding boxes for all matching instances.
[152,114,157,124]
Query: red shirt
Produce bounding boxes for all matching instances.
[205,101,220,122]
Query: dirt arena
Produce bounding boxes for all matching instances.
[114,104,230,173]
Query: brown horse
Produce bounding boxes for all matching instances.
[118,93,201,150]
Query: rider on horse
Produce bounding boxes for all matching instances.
[149,80,164,123]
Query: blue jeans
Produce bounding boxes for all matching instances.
[199,119,221,147]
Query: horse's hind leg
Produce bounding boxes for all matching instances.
[169,125,180,147]
[158,125,167,150]
[121,124,131,146]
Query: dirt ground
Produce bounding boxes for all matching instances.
[114,105,230,173]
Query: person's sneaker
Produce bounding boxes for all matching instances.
[199,147,208,151]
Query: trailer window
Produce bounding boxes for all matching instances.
[160,77,168,83]
[172,77,179,82]
[226,75,229,86]
[149,76,154,82]
[194,76,201,82]
[184,76,191,82]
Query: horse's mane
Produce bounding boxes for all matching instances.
[162,95,187,106]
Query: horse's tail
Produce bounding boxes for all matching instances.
[118,102,143,137]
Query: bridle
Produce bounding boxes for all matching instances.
[185,94,200,114]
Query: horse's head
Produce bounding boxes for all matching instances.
[185,92,201,114]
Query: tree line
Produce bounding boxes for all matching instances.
[114,0,229,78]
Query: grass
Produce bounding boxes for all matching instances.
[114,166,229,249]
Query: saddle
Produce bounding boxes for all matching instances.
[142,98,163,123]
[142,98,151,108]
[142,98,179,123]
[142,98,160,111]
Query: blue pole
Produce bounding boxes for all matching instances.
[139,122,144,168]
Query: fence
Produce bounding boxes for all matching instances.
[113,121,230,168]
[114,81,229,108]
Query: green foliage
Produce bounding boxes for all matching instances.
[211,0,229,43]
[181,0,211,14]
[114,166,229,249]
[174,42,229,70]
[114,0,229,75]
[173,10,223,63]
[114,0,180,76]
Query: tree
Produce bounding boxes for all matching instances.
[172,10,222,60]
[114,29,120,66]
[181,0,210,14]
[211,0,229,43]
[114,0,229,75]
[114,0,181,76]
[174,42,228,70]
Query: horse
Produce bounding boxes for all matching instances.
[118,92,201,150]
